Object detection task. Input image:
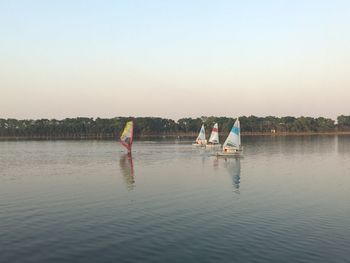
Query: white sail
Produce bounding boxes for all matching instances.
[192,124,207,147]
[223,118,241,149]
[208,123,219,144]
[195,124,207,144]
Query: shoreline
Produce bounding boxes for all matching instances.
[241,131,350,136]
[1,131,350,141]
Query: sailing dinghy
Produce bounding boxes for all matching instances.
[217,118,243,156]
[192,124,207,146]
[206,123,221,148]
[120,121,134,154]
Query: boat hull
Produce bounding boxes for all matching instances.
[216,151,243,157]
[192,143,206,147]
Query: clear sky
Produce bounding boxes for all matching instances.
[1,0,349,120]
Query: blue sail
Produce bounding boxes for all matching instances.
[223,118,241,149]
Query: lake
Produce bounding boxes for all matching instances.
[1,136,350,262]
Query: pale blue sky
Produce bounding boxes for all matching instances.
[1,0,349,119]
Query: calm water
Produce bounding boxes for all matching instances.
[1,136,350,263]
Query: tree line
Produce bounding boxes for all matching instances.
[0,115,349,139]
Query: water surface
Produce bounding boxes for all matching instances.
[1,136,350,262]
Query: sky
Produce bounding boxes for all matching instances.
[0,0,349,120]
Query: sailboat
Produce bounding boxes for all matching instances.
[217,118,243,156]
[120,120,134,154]
[206,123,221,148]
[192,124,207,146]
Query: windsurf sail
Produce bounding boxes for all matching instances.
[208,123,219,144]
[223,118,241,149]
[195,124,206,144]
[120,121,134,153]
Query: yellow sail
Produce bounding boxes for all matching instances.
[120,121,134,153]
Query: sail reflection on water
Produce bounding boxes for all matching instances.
[119,154,135,190]
[223,158,241,194]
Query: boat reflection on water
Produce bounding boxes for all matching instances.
[213,157,219,170]
[222,157,241,194]
[119,154,135,190]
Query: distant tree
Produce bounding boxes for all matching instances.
[337,115,350,131]
[0,115,341,139]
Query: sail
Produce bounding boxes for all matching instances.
[196,124,206,142]
[120,121,134,152]
[208,123,219,144]
[223,118,241,149]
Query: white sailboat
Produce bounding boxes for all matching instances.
[206,123,221,148]
[192,124,207,146]
[217,118,243,156]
